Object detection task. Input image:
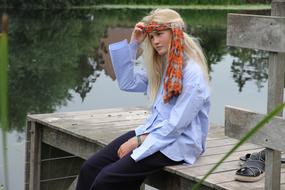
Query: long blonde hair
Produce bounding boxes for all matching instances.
[141,8,209,104]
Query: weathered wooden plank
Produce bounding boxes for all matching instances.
[199,170,237,185]
[146,170,215,190]
[165,148,264,176]
[202,143,260,156]
[42,126,102,159]
[178,160,239,181]
[217,169,285,190]
[225,106,285,152]
[266,1,285,187]
[41,156,83,180]
[266,149,282,190]
[268,0,285,187]
[205,138,238,148]
[255,181,285,190]
[205,168,285,187]
[40,113,146,127]
[195,148,263,166]
[41,143,73,159]
[170,161,241,190]
[267,53,285,113]
[25,121,32,190]
[28,122,42,190]
[28,106,274,190]
[227,13,285,52]
[28,107,149,122]
[40,176,76,190]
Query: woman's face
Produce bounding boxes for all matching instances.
[149,30,172,56]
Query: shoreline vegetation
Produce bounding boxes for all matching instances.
[73,4,271,10]
[0,4,271,10]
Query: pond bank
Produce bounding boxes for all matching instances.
[73,4,271,10]
[0,4,271,10]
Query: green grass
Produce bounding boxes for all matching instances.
[0,14,9,190]
[0,31,8,131]
[72,4,271,10]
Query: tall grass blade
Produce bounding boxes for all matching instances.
[0,14,8,131]
[0,14,9,190]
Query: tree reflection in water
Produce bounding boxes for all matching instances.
[229,47,268,92]
[0,8,271,133]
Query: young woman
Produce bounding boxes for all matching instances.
[76,8,210,190]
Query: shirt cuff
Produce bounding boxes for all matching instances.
[131,144,148,161]
[109,39,128,51]
[129,39,138,48]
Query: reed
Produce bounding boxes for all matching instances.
[0,14,8,131]
[0,13,9,190]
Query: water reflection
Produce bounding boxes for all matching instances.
[0,8,271,132]
[229,48,268,92]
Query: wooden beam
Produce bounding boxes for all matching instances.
[41,156,83,180]
[40,176,76,190]
[265,1,285,189]
[227,13,285,52]
[28,122,42,190]
[267,53,285,112]
[41,126,101,159]
[25,121,32,190]
[224,106,285,152]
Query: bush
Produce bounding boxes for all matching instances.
[0,0,271,9]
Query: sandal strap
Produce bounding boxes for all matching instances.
[250,150,265,162]
[236,159,265,177]
[238,166,263,177]
[243,159,265,170]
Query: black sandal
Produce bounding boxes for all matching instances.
[235,150,265,182]
[239,150,285,165]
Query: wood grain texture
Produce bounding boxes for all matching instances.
[225,106,285,152]
[227,13,285,52]
[26,107,285,190]
[28,122,42,190]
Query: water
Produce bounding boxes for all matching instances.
[0,8,274,190]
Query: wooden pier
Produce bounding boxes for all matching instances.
[24,107,285,190]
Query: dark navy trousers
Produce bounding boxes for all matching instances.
[76,130,182,190]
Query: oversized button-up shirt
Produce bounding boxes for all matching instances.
[109,39,210,164]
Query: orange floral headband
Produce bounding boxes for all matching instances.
[142,22,185,103]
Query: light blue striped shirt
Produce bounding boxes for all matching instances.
[109,39,210,164]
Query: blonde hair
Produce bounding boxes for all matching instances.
[141,8,209,104]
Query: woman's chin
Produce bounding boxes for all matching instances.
[157,50,167,56]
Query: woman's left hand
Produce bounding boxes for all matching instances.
[117,137,138,158]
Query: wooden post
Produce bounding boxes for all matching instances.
[28,121,42,190]
[265,1,285,189]
[25,121,32,190]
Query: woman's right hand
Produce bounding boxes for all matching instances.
[130,22,147,45]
